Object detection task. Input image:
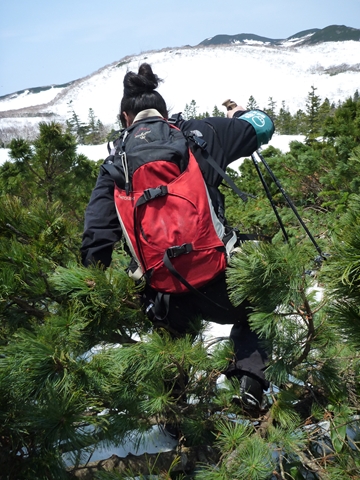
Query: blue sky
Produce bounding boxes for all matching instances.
[0,0,359,97]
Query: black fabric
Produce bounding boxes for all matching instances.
[81,173,123,267]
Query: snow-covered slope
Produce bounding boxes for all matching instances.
[0,86,67,111]
[0,133,305,167]
[0,40,359,142]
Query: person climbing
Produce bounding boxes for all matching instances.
[81,62,275,411]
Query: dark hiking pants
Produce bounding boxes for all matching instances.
[143,272,269,390]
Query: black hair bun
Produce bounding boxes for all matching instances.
[123,63,162,96]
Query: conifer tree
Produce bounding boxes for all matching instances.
[66,102,90,144]
[183,99,216,120]
[318,97,333,124]
[264,96,277,121]
[305,85,322,142]
[183,99,198,120]
[2,121,98,219]
[276,100,294,134]
[212,105,225,117]
[247,95,259,110]
[293,109,308,134]
[1,103,360,479]
[85,108,107,145]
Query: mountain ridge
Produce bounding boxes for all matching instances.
[1,25,359,101]
[198,24,360,47]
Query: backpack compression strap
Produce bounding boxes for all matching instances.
[163,246,229,311]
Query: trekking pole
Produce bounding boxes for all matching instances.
[251,154,289,243]
[223,99,289,242]
[223,99,326,260]
[253,150,325,258]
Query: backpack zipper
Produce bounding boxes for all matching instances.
[121,152,130,195]
[120,131,131,194]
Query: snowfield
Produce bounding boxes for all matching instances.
[0,40,359,138]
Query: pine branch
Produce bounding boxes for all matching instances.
[10,297,46,319]
[122,298,140,309]
[23,157,45,183]
[255,408,275,438]
[295,448,328,479]
[289,287,316,367]
[167,357,187,395]
[204,336,229,349]
[5,223,30,243]
[39,271,57,300]
[278,451,287,479]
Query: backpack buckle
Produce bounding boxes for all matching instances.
[194,136,207,149]
[187,132,207,150]
[166,243,193,258]
[143,185,168,202]
[168,112,184,125]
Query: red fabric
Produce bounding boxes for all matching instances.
[114,148,226,293]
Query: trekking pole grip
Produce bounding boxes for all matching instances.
[222,99,238,111]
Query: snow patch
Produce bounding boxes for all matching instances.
[242,40,271,46]
[0,135,305,167]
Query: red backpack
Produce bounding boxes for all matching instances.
[103,117,236,294]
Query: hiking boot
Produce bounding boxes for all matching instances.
[231,374,264,413]
[239,375,263,409]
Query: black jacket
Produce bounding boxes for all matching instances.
[81,110,274,267]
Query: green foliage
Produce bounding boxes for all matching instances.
[247,95,259,110]
[227,241,333,387]
[182,99,199,120]
[1,95,360,478]
[320,193,360,348]
[85,107,108,145]
[211,105,225,118]
[197,420,275,480]
[263,96,277,121]
[182,100,225,120]
[183,88,357,137]
[1,121,99,217]
[0,197,80,339]
[305,85,322,142]
[66,104,110,145]
[276,100,297,134]
[66,103,90,144]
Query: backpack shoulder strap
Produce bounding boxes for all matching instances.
[168,117,253,203]
[102,161,124,186]
[102,129,128,186]
[168,112,184,126]
[185,131,255,203]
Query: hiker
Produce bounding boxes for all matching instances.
[81,63,275,410]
